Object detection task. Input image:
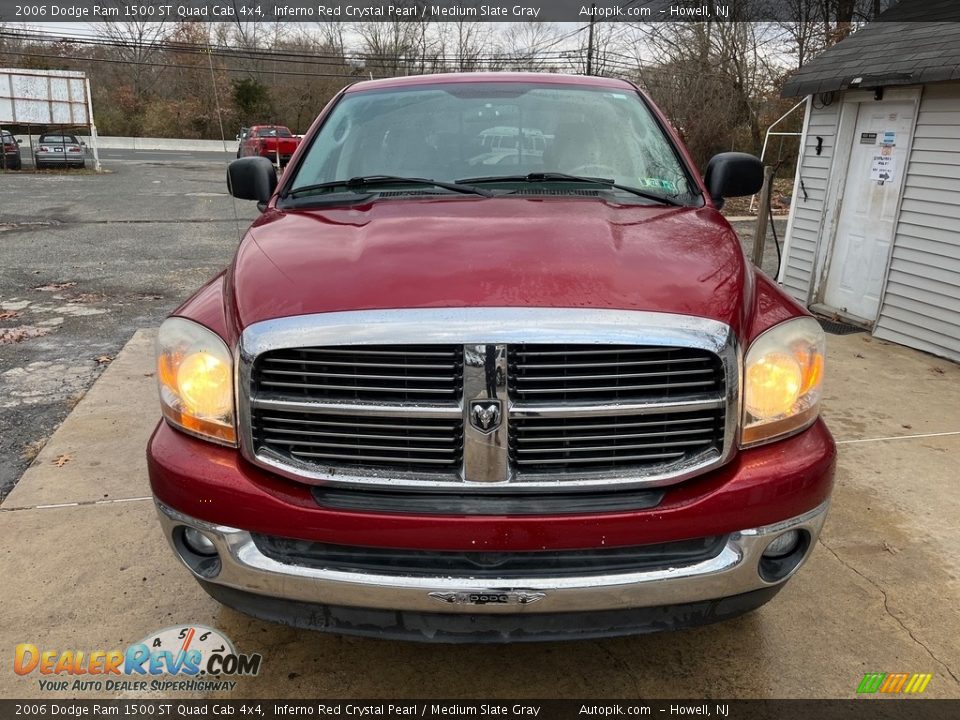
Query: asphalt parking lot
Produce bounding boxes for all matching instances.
[0,154,256,497]
[1,156,958,699]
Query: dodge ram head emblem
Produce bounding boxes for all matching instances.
[470,400,502,433]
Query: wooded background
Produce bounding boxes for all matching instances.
[0,0,887,168]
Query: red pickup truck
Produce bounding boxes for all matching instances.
[237,125,300,166]
[149,73,835,642]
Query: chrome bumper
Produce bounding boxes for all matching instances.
[156,501,828,615]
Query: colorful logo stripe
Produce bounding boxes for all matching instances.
[857,673,932,694]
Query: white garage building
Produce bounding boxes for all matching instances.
[778,1,960,362]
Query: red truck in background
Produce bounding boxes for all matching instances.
[150,73,835,642]
[237,125,300,166]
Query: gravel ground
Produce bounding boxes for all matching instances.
[0,160,257,499]
[0,162,785,499]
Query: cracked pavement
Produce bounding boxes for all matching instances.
[0,157,257,499]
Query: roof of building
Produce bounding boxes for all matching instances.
[782,0,960,97]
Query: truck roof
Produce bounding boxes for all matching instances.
[345,72,637,94]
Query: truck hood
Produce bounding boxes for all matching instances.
[229,197,751,335]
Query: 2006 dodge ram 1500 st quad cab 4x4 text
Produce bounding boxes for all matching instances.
[148,72,835,642]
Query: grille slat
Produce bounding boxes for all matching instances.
[260,415,454,432]
[265,427,458,443]
[290,452,456,465]
[270,439,458,454]
[516,427,715,443]
[265,358,454,370]
[259,381,457,395]
[513,347,680,357]
[262,369,457,382]
[514,357,711,370]
[295,348,459,358]
[515,380,717,394]
[514,452,687,466]
[516,439,713,455]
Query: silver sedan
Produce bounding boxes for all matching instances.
[34,133,86,169]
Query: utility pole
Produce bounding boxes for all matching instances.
[586,4,596,75]
[752,165,775,268]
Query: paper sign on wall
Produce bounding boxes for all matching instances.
[881,130,897,146]
[870,154,897,182]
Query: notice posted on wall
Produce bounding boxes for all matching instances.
[870,152,897,182]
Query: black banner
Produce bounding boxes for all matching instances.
[1,700,959,720]
[0,0,957,24]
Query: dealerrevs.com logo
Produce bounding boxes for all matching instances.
[14,625,262,693]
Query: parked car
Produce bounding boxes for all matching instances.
[34,133,85,169]
[149,73,835,642]
[1,130,22,170]
[235,126,249,158]
[237,125,300,166]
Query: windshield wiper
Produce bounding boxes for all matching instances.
[284,175,493,199]
[456,172,683,206]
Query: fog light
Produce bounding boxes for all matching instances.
[763,530,800,558]
[183,527,217,556]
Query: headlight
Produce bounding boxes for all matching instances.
[156,317,236,446]
[741,317,824,448]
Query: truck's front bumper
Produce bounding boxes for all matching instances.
[155,499,828,641]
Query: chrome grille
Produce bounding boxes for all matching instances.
[510,408,725,473]
[254,345,463,402]
[239,309,739,495]
[252,409,463,472]
[508,344,723,402]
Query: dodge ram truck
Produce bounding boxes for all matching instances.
[148,72,835,642]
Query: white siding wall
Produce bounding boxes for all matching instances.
[875,82,960,362]
[780,100,842,302]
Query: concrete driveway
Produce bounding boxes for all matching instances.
[1,326,958,699]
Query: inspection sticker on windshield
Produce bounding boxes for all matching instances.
[638,178,677,192]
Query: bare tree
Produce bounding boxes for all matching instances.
[354,19,423,76]
[435,21,496,72]
[501,22,562,71]
[94,18,170,103]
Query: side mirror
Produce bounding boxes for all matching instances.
[704,152,764,209]
[235,134,240,141]
[227,157,277,205]
[16,139,22,145]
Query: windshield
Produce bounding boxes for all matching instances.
[258,127,292,138]
[288,83,697,203]
[39,135,79,144]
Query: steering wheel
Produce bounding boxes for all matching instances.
[566,163,620,179]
